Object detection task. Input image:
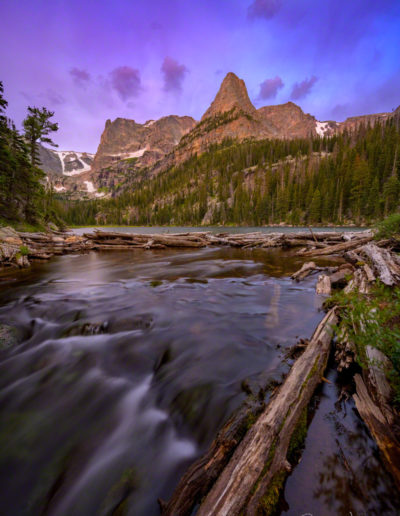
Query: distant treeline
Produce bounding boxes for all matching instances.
[58,115,400,226]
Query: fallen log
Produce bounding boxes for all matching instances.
[316,274,331,294]
[328,265,353,287]
[353,374,400,489]
[160,396,265,516]
[359,243,400,286]
[291,261,318,281]
[300,236,373,257]
[191,308,337,516]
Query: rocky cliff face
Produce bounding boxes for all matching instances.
[91,115,196,173]
[257,102,316,139]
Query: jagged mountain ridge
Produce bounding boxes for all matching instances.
[42,72,399,198]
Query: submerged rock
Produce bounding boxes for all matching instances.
[0,324,18,350]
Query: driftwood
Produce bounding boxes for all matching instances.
[160,396,265,516]
[353,374,400,489]
[291,261,318,281]
[179,309,337,516]
[301,236,374,257]
[359,243,400,286]
[333,248,400,489]
[343,250,364,265]
[315,274,331,294]
[83,229,374,253]
[329,264,353,287]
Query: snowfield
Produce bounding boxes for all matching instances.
[315,121,329,137]
[54,151,94,176]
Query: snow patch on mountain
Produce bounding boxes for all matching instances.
[84,180,96,193]
[315,121,329,137]
[84,180,106,198]
[53,150,94,176]
[53,185,66,192]
[110,148,147,159]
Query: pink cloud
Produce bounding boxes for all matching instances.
[70,67,91,87]
[161,57,188,92]
[110,66,142,101]
[291,75,318,100]
[248,0,282,20]
[259,76,284,99]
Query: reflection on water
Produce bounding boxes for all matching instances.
[0,248,396,515]
[283,364,400,515]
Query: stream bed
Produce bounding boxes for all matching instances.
[0,247,398,515]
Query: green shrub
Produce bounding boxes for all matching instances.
[330,283,400,407]
[375,213,400,240]
[19,245,29,256]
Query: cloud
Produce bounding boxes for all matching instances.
[19,89,65,107]
[248,0,282,20]
[161,57,188,92]
[70,67,91,87]
[44,89,65,106]
[259,76,284,99]
[291,75,318,100]
[110,66,141,101]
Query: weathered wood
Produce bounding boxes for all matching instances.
[359,243,400,286]
[161,396,265,516]
[291,261,318,281]
[195,309,337,516]
[353,374,400,489]
[316,274,332,294]
[301,236,374,257]
[364,346,395,425]
[329,265,353,287]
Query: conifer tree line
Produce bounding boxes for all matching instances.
[0,82,59,225]
[59,113,400,227]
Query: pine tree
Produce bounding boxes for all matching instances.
[23,106,59,165]
[383,175,400,215]
[309,188,322,223]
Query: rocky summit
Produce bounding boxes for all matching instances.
[201,72,256,120]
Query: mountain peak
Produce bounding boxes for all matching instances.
[201,72,256,120]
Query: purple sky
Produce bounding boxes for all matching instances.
[1,0,399,152]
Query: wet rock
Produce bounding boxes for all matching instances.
[64,321,108,336]
[0,324,18,350]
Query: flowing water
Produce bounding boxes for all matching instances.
[0,246,398,515]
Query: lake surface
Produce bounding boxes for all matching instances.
[0,247,398,515]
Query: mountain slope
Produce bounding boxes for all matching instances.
[59,110,400,227]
